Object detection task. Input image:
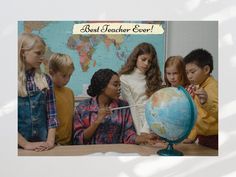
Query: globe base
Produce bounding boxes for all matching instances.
[157,143,183,156]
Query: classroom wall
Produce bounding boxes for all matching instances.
[166,21,218,79]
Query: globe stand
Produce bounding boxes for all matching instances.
[157,142,183,156]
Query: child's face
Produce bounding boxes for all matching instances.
[185,63,209,85]
[136,54,152,74]
[51,70,73,88]
[24,42,45,70]
[165,65,181,87]
[102,75,121,100]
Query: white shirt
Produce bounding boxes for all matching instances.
[120,68,150,135]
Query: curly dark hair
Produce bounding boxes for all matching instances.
[183,48,214,73]
[119,42,163,97]
[87,69,118,97]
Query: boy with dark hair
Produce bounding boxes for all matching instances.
[183,48,218,149]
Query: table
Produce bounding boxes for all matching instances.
[18,143,218,156]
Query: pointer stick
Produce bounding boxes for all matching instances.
[110,104,145,111]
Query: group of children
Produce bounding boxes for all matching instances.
[18,32,218,151]
[18,33,75,150]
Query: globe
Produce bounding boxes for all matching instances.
[145,86,197,156]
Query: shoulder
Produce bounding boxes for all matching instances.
[203,76,218,104]
[44,73,51,81]
[64,87,74,96]
[75,98,93,111]
[210,76,218,86]
[44,73,53,87]
[120,74,133,84]
[204,76,218,91]
[120,74,128,81]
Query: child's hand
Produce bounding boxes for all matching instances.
[136,133,163,145]
[24,141,47,151]
[44,140,55,150]
[183,138,195,144]
[34,141,55,152]
[135,134,147,144]
[194,86,208,104]
[186,84,195,98]
[146,133,166,146]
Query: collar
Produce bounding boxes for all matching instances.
[90,97,119,111]
[25,69,35,75]
[200,76,214,88]
[134,67,144,74]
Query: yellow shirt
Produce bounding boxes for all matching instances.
[54,86,74,145]
[188,76,218,140]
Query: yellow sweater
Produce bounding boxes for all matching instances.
[188,76,218,140]
[54,86,74,145]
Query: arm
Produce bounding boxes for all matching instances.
[120,76,135,105]
[44,76,58,149]
[46,75,59,129]
[184,126,197,143]
[201,82,218,117]
[118,102,160,145]
[120,76,140,133]
[82,122,101,140]
[73,108,84,144]
[18,133,28,148]
[18,133,46,151]
[186,81,218,139]
[140,117,151,134]
[120,104,156,144]
[122,107,137,144]
[45,128,56,149]
[83,108,111,140]
[73,105,111,144]
[185,90,217,142]
[195,96,218,136]
[194,87,208,105]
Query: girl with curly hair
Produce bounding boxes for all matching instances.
[119,42,163,135]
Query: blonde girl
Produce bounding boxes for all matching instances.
[18,33,58,151]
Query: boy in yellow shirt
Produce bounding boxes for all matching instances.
[183,49,218,149]
[49,53,75,145]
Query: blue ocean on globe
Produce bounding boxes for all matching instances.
[145,86,197,143]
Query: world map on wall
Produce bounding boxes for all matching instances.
[18,21,166,96]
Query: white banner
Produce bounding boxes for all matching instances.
[73,23,164,34]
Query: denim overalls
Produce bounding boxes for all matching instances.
[18,89,48,142]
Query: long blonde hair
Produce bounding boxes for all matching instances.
[18,32,49,97]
